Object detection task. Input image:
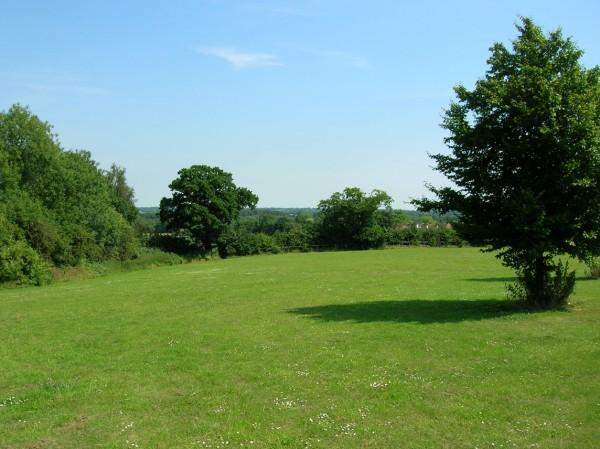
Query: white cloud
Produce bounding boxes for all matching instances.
[199,47,281,69]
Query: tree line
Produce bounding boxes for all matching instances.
[0,107,458,286]
[146,181,462,258]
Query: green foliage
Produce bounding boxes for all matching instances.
[234,210,316,252]
[149,230,201,257]
[317,187,393,249]
[585,257,600,279]
[49,248,185,282]
[104,163,138,224]
[209,207,458,253]
[136,208,164,234]
[0,214,50,285]
[217,227,281,258]
[507,260,575,309]
[413,18,600,308]
[101,248,184,273]
[0,104,139,284]
[386,223,463,247]
[273,222,315,252]
[159,165,258,256]
[0,239,51,286]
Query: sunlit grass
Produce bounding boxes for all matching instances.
[1,248,599,448]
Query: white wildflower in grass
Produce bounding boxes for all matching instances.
[336,422,357,437]
[120,421,134,433]
[196,436,232,448]
[212,405,226,414]
[310,412,334,431]
[369,381,389,389]
[0,396,25,407]
[273,396,304,409]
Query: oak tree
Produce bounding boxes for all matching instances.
[159,165,258,256]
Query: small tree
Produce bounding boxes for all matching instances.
[104,163,138,224]
[317,187,392,249]
[413,18,600,309]
[159,165,258,256]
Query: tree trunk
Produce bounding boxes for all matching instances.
[532,255,548,307]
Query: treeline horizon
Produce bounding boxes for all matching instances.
[143,182,462,258]
[139,206,458,223]
[0,104,462,286]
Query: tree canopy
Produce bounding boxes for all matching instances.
[159,165,258,256]
[317,187,393,249]
[0,105,138,284]
[413,18,600,308]
[105,163,138,224]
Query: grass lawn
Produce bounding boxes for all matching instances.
[1,247,599,448]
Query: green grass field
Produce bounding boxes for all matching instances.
[1,248,599,448]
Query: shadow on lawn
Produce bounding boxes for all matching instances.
[464,277,516,283]
[288,299,533,324]
[465,276,594,282]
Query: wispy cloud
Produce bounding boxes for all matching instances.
[300,48,369,68]
[199,47,281,69]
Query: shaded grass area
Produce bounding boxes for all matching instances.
[1,247,599,448]
[289,299,531,324]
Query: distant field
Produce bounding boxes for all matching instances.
[1,248,599,448]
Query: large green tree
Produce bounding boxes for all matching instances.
[159,165,258,256]
[0,105,138,284]
[317,187,393,249]
[413,18,600,308]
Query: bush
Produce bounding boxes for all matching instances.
[0,239,51,286]
[107,248,184,272]
[115,215,139,261]
[49,248,185,282]
[385,224,463,247]
[148,230,205,257]
[25,218,69,264]
[586,258,600,279]
[217,228,281,258]
[507,260,575,309]
[67,224,102,264]
[128,248,183,267]
[274,225,314,252]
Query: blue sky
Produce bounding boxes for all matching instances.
[1,1,599,207]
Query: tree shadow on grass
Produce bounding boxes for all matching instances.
[288,299,535,324]
[464,277,516,283]
[465,276,594,282]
